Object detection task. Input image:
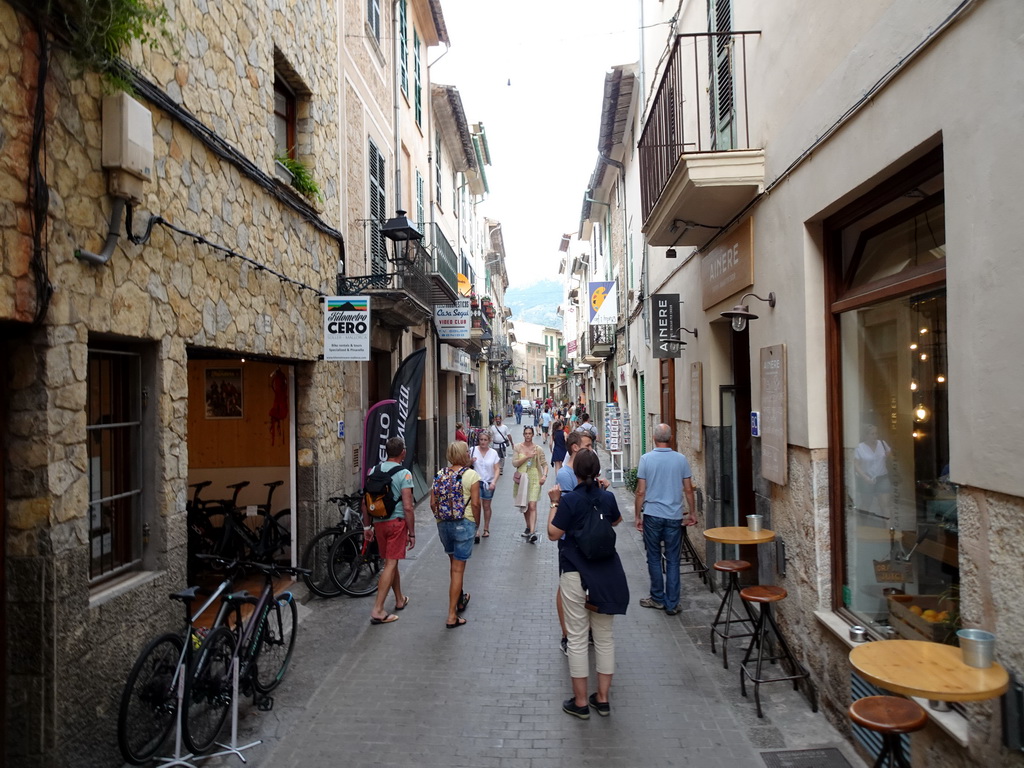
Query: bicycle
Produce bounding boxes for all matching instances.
[186,480,250,564]
[117,557,240,764]
[300,493,363,598]
[216,481,292,565]
[327,527,384,597]
[184,559,308,754]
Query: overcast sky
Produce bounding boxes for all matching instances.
[430,1,640,291]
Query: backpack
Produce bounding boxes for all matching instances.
[574,500,616,561]
[364,464,404,519]
[432,467,468,522]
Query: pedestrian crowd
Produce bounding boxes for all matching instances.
[360,408,699,721]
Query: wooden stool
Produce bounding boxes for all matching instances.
[709,560,758,669]
[739,585,814,717]
[849,696,927,768]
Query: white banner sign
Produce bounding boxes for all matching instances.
[324,295,370,361]
[434,299,471,339]
[439,344,472,374]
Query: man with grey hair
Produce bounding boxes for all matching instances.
[634,423,696,615]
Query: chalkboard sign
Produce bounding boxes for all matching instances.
[690,362,703,453]
[760,345,787,485]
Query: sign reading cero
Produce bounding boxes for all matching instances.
[701,217,753,310]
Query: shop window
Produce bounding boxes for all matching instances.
[827,148,954,641]
[87,345,143,580]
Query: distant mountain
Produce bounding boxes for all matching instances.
[505,280,563,330]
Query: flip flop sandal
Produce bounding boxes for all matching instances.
[446,617,468,629]
[370,614,399,625]
[482,530,490,538]
[456,592,471,612]
[395,595,410,611]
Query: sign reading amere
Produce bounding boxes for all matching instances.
[701,218,753,310]
[324,295,370,361]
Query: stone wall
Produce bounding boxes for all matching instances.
[1,0,357,763]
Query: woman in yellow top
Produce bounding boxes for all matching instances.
[511,426,549,543]
[430,441,481,628]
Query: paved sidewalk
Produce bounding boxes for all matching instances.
[204,424,864,768]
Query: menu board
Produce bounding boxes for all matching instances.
[760,345,787,485]
[690,362,702,453]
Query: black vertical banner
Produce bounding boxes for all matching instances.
[390,347,427,469]
[362,398,397,484]
[652,294,680,358]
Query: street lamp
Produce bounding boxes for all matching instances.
[721,292,776,332]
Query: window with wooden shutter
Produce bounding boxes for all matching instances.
[368,139,388,277]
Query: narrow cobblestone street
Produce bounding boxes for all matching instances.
[200,423,865,768]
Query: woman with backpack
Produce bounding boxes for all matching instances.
[546,448,628,720]
[430,441,482,629]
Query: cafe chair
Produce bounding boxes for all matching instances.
[709,559,758,669]
[738,585,815,717]
[848,695,926,768]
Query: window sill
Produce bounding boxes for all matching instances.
[814,610,968,747]
[90,570,163,609]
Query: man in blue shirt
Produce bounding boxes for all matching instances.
[634,424,697,615]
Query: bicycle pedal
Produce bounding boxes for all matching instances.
[257,695,274,712]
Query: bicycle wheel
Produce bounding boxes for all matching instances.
[183,626,234,754]
[329,531,382,597]
[301,528,347,597]
[252,592,298,694]
[117,632,184,765]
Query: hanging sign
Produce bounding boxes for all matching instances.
[588,281,617,324]
[652,293,680,359]
[760,344,788,485]
[324,295,370,361]
[434,299,471,339]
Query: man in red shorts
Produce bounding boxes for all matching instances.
[363,437,416,624]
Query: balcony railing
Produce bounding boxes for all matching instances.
[339,240,433,311]
[432,223,459,296]
[638,31,759,222]
[589,324,616,355]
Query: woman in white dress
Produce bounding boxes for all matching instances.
[469,431,501,541]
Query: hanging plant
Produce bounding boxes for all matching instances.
[275,153,325,204]
[31,0,174,91]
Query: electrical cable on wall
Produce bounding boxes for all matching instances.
[125,205,326,296]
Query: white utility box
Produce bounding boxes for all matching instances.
[101,92,154,203]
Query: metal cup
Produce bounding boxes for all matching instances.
[746,514,763,532]
[957,628,996,668]
[849,625,867,643]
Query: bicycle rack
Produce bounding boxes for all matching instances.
[157,657,261,766]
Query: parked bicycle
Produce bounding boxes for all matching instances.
[116,555,308,762]
[300,493,363,598]
[188,480,291,566]
[117,557,239,764]
[327,527,383,597]
[184,558,308,753]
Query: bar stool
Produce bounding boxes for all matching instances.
[680,525,710,589]
[738,585,813,717]
[848,696,927,768]
[709,560,758,669]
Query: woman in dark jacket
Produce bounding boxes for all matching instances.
[546,448,628,719]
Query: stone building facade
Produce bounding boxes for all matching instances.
[0,0,499,764]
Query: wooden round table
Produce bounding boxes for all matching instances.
[849,639,1009,702]
[703,526,776,545]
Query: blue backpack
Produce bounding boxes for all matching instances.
[432,467,468,522]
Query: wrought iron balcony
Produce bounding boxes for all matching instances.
[588,324,616,358]
[638,31,763,246]
[339,240,435,325]
[432,223,459,298]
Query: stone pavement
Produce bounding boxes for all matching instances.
[201,423,866,768]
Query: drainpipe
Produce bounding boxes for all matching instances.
[392,0,402,211]
[75,198,126,265]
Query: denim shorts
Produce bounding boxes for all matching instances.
[436,518,475,561]
[480,484,494,500]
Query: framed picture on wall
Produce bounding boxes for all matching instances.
[205,367,243,419]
